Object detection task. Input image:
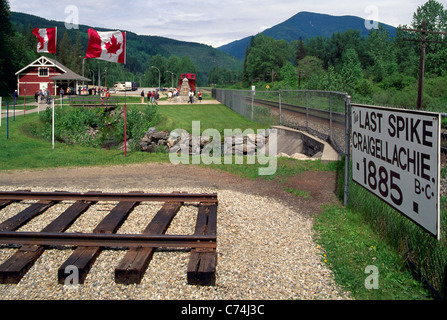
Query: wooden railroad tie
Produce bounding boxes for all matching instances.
[0,190,218,286]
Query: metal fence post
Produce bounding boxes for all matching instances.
[251,88,254,121]
[329,92,333,143]
[279,90,282,125]
[305,91,309,131]
[344,95,351,206]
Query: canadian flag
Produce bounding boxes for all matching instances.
[32,28,57,54]
[85,29,126,64]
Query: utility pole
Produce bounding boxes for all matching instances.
[402,20,446,109]
[296,70,307,88]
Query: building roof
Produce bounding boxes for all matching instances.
[15,56,91,82]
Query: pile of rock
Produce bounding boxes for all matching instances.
[139,127,171,152]
[224,131,270,156]
[167,131,216,155]
[138,127,271,156]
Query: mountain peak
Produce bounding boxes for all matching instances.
[218,11,396,60]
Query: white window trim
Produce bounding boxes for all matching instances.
[38,67,49,77]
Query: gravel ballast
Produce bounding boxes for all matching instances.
[0,186,350,300]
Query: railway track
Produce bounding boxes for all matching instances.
[253,98,447,155]
[0,190,218,286]
[252,98,346,125]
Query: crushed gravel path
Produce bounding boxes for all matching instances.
[0,163,350,300]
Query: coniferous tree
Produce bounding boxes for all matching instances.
[71,31,83,74]
[57,30,72,67]
[242,45,250,83]
[0,0,15,95]
[341,48,363,93]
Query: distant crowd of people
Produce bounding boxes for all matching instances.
[33,88,52,104]
[140,88,203,104]
[141,89,163,105]
[25,86,204,106]
[31,87,112,103]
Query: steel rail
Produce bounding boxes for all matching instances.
[251,98,346,125]
[0,191,218,203]
[0,231,217,249]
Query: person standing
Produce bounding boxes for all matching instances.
[198,91,202,103]
[141,90,145,104]
[154,90,159,105]
[46,88,51,104]
[13,89,18,105]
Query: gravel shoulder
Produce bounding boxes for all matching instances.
[0,163,350,300]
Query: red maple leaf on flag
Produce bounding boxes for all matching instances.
[36,34,45,50]
[105,35,122,57]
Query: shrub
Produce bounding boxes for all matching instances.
[355,78,375,96]
[34,105,160,150]
[114,105,160,148]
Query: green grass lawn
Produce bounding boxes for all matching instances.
[0,111,170,171]
[0,103,268,171]
[155,104,269,135]
[314,204,433,300]
[0,102,435,300]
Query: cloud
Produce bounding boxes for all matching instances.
[9,0,420,47]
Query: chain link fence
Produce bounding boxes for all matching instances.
[213,88,446,299]
[212,88,350,156]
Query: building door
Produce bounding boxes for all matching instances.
[40,83,48,91]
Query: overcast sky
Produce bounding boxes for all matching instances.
[9,0,431,47]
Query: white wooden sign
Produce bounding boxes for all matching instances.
[351,105,441,239]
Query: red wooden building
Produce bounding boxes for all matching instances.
[15,56,90,96]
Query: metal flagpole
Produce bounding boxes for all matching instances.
[124,32,127,158]
[53,27,58,108]
[124,90,127,157]
[53,37,56,150]
[54,27,57,98]
[52,98,55,149]
[23,82,26,118]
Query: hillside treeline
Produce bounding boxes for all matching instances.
[0,0,199,96]
[210,0,447,110]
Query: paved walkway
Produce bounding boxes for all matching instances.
[0,98,222,119]
[0,100,42,119]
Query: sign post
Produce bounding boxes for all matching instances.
[351,104,441,239]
